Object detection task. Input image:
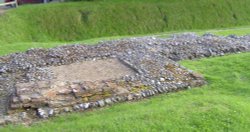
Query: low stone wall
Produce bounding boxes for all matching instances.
[7,60,204,122]
[0,33,250,125]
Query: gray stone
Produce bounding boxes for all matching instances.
[104,98,113,105]
[79,104,84,109]
[162,87,167,92]
[30,93,42,99]
[19,95,31,103]
[0,118,5,125]
[153,89,159,94]
[73,105,80,111]
[48,109,54,116]
[156,81,161,86]
[97,100,105,107]
[63,107,71,112]
[115,88,129,95]
[37,108,48,118]
[160,78,165,82]
[156,87,163,93]
[4,116,19,124]
[111,97,118,103]
[12,97,20,103]
[84,103,90,109]
[18,112,28,120]
[141,92,146,97]
[127,94,133,101]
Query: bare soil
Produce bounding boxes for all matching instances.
[50,58,135,82]
[0,6,9,15]
[0,9,5,14]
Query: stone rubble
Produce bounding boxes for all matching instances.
[0,33,250,125]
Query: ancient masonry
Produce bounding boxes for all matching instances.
[0,33,250,125]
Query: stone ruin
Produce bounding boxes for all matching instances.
[0,33,250,125]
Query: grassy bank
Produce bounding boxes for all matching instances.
[1,52,249,131]
[1,0,250,44]
[1,26,250,56]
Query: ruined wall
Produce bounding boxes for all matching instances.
[0,33,250,125]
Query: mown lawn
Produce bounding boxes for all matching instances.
[1,52,249,132]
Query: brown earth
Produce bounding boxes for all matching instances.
[0,7,8,15]
[0,9,5,14]
[50,58,136,82]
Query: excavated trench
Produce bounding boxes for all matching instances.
[0,33,250,125]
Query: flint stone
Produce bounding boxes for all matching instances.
[153,89,158,94]
[156,87,163,93]
[16,82,35,94]
[115,88,130,95]
[0,118,5,125]
[104,98,113,105]
[64,107,71,112]
[19,112,28,120]
[30,93,42,99]
[48,109,54,116]
[73,105,80,111]
[79,104,84,109]
[160,78,165,82]
[84,103,90,109]
[4,116,19,124]
[19,95,31,103]
[57,88,72,95]
[145,91,150,96]
[97,100,105,107]
[141,92,146,97]
[37,81,50,88]
[162,87,167,92]
[111,97,118,103]
[12,97,20,103]
[127,94,133,101]
[37,108,48,118]
[71,84,84,97]
[10,103,22,109]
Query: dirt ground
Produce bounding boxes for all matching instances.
[0,7,8,15]
[50,58,135,82]
[0,9,5,14]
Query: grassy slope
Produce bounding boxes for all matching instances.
[1,52,249,132]
[0,1,250,131]
[1,0,250,44]
[1,26,250,56]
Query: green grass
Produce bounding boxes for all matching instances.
[1,26,250,56]
[1,0,250,44]
[1,52,249,132]
[1,0,250,56]
[1,1,250,131]
[157,26,250,38]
